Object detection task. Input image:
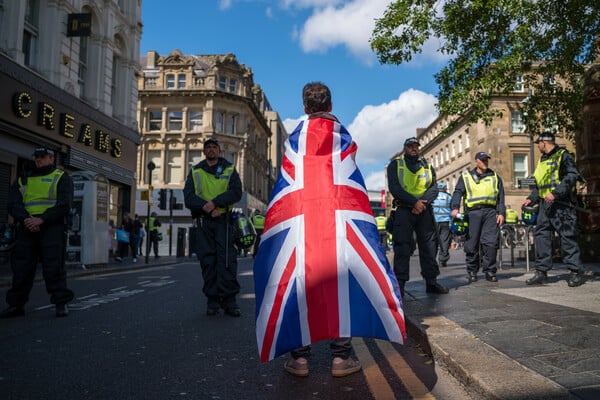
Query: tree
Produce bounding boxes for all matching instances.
[370,0,600,139]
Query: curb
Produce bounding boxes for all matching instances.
[403,295,575,400]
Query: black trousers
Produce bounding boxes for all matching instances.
[291,337,353,360]
[464,208,499,274]
[195,216,240,308]
[7,223,74,307]
[436,221,452,263]
[392,207,440,283]
[534,201,582,272]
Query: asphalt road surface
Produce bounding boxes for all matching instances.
[0,258,472,399]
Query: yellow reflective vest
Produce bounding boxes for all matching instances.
[396,158,433,197]
[252,214,265,230]
[505,208,518,223]
[533,148,568,198]
[18,169,64,215]
[191,165,234,213]
[462,171,499,208]
[375,216,387,231]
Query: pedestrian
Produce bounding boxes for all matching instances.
[133,214,143,258]
[139,224,146,256]
[183,137,243,317]
[432,182,452,267]
[523,131,584,287]
[0,146,74,318]
[387,137,449,297]
[251,209,265,258]
[505,205,519,224]
[255,82,404,378]
[115,211,137,262]
[108,219,117,258]
[148,211,161,258]
[451,152,506,283]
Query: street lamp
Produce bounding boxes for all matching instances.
[146,161,155,264]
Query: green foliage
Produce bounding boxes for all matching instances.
[371,0,600,139]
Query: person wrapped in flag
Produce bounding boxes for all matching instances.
[253,82,406,378]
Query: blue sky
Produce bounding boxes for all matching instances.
[140,0,448,190]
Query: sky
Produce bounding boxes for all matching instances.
[140,0,449,191]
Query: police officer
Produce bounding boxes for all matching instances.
[251,209,265,258]
[451,152,506,283]
[432,182,452,267]
[523,132,584,287]
[374,212,387,247]
[387,137,449,296]
[505,205,519,224]
[183,138,243,316]
[1,146,74,318]
[148,211,161,258]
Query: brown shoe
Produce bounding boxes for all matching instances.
[284,357,309,377]
[331,357,361,377]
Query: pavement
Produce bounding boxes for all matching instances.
[1,248,599,399]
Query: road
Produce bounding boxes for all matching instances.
[0,257,472,399]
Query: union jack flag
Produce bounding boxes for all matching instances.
[253,115,405,362]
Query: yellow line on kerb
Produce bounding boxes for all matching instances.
[354,338,436,400]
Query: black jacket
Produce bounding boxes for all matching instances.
[8,164,73,225]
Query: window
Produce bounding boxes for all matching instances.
[147,150,162,184]
[227,115,237,134]
[465,130,470,148]
[229,78,237,93]
[445,145,449,163]
[166,74,175,89]
[188,150,202,175]
[188,111,203,131]
[148,111,162,131]
[111,56,119,106]
[515,75,524,92]
[177,74,186,89]
[458,135,463,153]
[543,114,559,134]
[219,76,227,90]
[215,112,224,133]
[511,111,525,133]
[513,154,528,187]
[23,0,39,67]
[451,140,456,158]
[167,150,182,184]
[78,36,88,97]
[168,111,182,131]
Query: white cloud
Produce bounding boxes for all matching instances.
[283,116,305,134]
[298,0,392,60]
[219,0,233,10]
[348,89,438,189]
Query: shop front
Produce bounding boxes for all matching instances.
[0,54,139,267]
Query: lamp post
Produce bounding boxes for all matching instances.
[146,161,155,264]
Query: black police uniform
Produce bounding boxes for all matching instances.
[386,154,445,293]
[528,146,583,275]
[5,164,75,311]
[183,157,242,313]
[451,169,506,278]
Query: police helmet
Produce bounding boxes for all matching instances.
[521,204,539,226]
[0,224,17,253]
[450,214,469,235]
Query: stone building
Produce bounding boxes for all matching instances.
[0,0,142,266]
[136,49,284,253]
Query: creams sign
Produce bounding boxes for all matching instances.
[12,91,122,158]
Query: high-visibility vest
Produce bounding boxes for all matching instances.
[505,208,518,223]
[375,216,387,231]
[252,214,265,230]
[533,148,571,198]
[149,217,158,232]
[18,169,64,215]
[396,158,433,197]
[462,171,499,208]
[191,164,234,213]
[432,191,452,223]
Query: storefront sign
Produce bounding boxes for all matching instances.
[67,13,92,37]
[12,91,122,158]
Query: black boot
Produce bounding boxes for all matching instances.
[526,270,548,285]
[426,281,449,294]
[567,270,583,287]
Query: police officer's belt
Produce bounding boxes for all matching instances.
[467,204,496,211]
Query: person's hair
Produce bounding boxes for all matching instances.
[302,82,331,114]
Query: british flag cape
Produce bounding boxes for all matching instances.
[253,114,406,362]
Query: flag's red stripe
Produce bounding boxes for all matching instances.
[347,223,407,339]
[260,249,297,362]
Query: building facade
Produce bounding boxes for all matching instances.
[136,49,283,253]
[0,0,142,266]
